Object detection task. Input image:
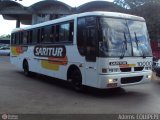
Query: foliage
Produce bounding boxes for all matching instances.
[0,34,10,39]
[114,0,160,41]
[113,0,160,9]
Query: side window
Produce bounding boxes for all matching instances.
[23,31,28,44]
[43,26,52,43]
[37,28,41,43]
[26,30,33,44]
[41,28,44,43]
[15,32,20,45]
[69,22,74,42]
[20,32,23,44]
[11,33,15,45]
[36,28,44,43]
[85,17,97,62]
[86,17,97,26]
[59,23,70,42]
[86,27,97,61]
[77,16,97,61]
[77,18,86,56]
[32,29,37,44]
[29,30,33,44]
[14,33,17,45]
[55,25,59,42]
[55,21,74,43]
[50,25,55,42]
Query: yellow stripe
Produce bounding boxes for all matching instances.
[41,60,59,71]
[129,64,136,67]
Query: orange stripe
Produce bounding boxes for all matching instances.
[119,64,129,68]
[48,56,68,65]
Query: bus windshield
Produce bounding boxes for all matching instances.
[99,17,152,58]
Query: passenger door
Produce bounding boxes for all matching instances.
[85,26,98,87]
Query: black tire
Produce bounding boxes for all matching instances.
[23,60,30,76]
[68,69,83,91]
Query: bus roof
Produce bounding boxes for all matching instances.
[78,11,145,21]
[12,11,145,33]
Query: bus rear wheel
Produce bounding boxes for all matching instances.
[23,60,30,76]
[68,69,83,91]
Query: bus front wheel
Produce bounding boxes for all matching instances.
[68,68,83,91]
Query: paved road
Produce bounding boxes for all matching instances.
[0,56,160,114]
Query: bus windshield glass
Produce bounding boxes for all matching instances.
[99,17,152,58]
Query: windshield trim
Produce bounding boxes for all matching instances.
[97,16,145,22]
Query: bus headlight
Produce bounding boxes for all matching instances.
[108,78,118,83]
[146,75,152,79]
[108,79,114,84]
[107,79,118,88]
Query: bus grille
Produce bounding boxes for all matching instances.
[120,67,131,72]
[134,67,144,71]
[121,76,143,84]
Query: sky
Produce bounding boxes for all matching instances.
[0,0,113,35]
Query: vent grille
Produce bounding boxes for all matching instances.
[120,67,131,72]
[134,67,144,71]
[121,76,143,84]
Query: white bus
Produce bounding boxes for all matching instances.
[10,11,152,90]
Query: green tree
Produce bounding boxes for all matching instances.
[0,34,10,39]
[113,0,160,41]
[114,0,160,9]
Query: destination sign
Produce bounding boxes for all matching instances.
[109,61,128,66]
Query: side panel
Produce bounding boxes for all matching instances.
[10,18,87,84]
[10,44,86,82]
[33,44,85,81]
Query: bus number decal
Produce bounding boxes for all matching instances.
[137,61,152,67]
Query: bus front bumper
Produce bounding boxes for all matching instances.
[97,71,152,89]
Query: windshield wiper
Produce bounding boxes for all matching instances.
[120,32,127,59]
[134,32,146,58]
